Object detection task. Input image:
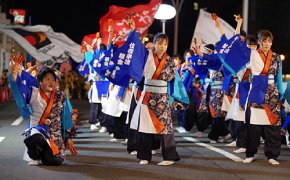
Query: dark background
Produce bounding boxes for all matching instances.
[2,0,290,74]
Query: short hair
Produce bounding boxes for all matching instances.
[215,41,220,47]
[100,44,106,50]
[37,67,56,84]
[204,44,215,52]
[245,35,258,45]
[173,54,184,64]
[143,34,154,46]
[153,32,169,44]
[240,30,247,37]
[257,30,273,42]
[183,49,195,61]
[3,69,8,73]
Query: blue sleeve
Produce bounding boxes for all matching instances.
[9,74,32,119]
[61,98,74,140]
[282,115,290,130]
[20,70,39,88]
[220,34,228,43]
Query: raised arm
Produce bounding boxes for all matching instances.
[215,19,224,37]
[235,16,243,35]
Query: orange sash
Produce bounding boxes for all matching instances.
[242,69,251,82]
[142,52,168,133]
[257,48,272,75]
[38,89,59,155]
[39,89,55,125]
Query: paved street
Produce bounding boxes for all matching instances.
[1,99,290,180]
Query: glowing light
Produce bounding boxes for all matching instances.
[280,54,285,61]
[154,4,176,20]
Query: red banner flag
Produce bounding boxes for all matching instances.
[9,9,26,24]
[99,0,161,47]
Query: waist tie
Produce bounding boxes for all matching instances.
[210,80,223,89]
[144,78,168,93]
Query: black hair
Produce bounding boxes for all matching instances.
[143,34,154,46]
[153,32,169,44]
[240,30,247,37]
[245,35,258,45]
[37,67,56,85]
[113,44,118,48]
[100,44,106,50]
[183,49,195,62]
[215,41,220,47]
[204,44,215,52]
[173,54,184,64]
[3,69,8,73]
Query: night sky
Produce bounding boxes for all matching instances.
[7,0,290,74]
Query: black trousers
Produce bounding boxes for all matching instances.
[235,121,247,148]
[137,133,179,162]
[113,111,127,139]
[89,102,102,124]
[24,134,63,166]
[196,111,212,132]
[246,124,281,159]
[208,117,229,141]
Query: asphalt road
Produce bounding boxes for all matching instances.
[1,99,290,180]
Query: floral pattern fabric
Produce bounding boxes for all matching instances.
[147,57,175,134]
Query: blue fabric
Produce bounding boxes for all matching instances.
[188,55,209,80]
[168,71,190,105]
[238,82,250,106]
[66,95,73,111]
[111,30,149,83]
[220,34,228,43]
[117,86,125,99]
[61,97,74,140]
[95,81,106,98]
[249,75,268,105]
[202,54,223,71]
[21,70,39,88]
[191,86,200,108]
[9,75,32,120]
[33,125,51,140]
[276,61,284,101]
[184,72,194,93]
[101,81,110,95]
[222,74,232,91]
[285,81,290,105]
[282,115,290,130]
[90,43,130,87]
[77,58,91,79]
[215,34,250,78]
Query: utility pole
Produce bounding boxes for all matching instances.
[242,0,249,33]
[172,0,184,55]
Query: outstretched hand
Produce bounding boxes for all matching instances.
[128,18,135,31]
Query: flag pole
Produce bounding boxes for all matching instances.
[242,0,248,33]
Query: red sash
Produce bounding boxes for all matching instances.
[257,48,272,75]
[242,69,251,82]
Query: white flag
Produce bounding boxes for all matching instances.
[0,23,84,67]
[190,9,235,52]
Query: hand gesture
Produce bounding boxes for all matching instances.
[108,26,113,35]
[67,139,74,149]
[215,19,221,28]
[128,18,135,31]
[235,15,243,24]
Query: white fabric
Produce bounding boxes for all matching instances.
[191,9,235,51]
[249,107,270,125]
[250,50,264,75]
[130,91,157,133]
[119,87,131,112]
[130,53,159,134]
[102,84,122,117]
[0,23,83,66]
[29,87,47,128]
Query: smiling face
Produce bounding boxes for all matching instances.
[40,73,55,92]
[259,37,272,52]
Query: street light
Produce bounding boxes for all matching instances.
[154,4,176,34]
[280,54,285,61]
